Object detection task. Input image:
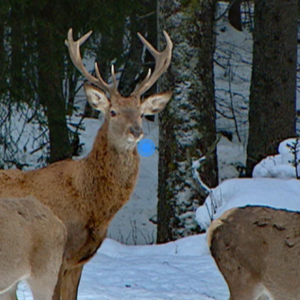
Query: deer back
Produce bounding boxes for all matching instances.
[207,205,300,300]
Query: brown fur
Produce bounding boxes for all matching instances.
[207,206,300,300]
[0,196,67,300]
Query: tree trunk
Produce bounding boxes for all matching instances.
[36,2,71,163]
[0,7,6,96]
[228,0,242,31]
[9,6,24,103]
[118,0,157,98]
[157,0,218,243]
[246,0,297,176]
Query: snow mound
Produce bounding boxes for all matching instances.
[196,178,300,230]
[253,138,300,178]
[196,138,300,230]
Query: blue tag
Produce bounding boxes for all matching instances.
[137,139,156,157]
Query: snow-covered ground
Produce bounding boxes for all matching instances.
[17,235,229,300]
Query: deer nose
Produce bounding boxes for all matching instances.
[129,126,143,138]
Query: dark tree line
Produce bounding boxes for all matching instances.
[0,0,157,165]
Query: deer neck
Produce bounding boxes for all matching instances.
[79,119,140,210]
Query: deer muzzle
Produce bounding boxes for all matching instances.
[129,126,143,139]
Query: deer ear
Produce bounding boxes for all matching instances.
[141,91,172,115]
[84,84,110,114]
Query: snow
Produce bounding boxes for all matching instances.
[253,137,300,178]
[196,177,300,230]
[196,138,300,230]
[18,235,229,300]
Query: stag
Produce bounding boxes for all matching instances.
[207,205,300,300]
[0,28,172,299]
[0,196,66,300]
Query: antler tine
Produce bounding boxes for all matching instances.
[65,28,117,96]
[132,30,173,97]
[111,65,117,88]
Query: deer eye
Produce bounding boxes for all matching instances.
[110,110,117,117]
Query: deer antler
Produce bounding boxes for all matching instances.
[65,28,118,96]
[132,31,173,97]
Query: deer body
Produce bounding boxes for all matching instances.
[0,196,67,300]
[207,205,300,300]
[0,28,172,300]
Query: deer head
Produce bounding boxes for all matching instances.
[65,29,173,152]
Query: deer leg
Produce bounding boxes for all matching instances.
[28,278,55,300]
[26,253,65,300]
[60,265,84,300]
[51,263,66,300]
[27,268,63,300]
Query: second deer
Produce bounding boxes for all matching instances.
[207,205,300,300]
[0,196,66,300]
